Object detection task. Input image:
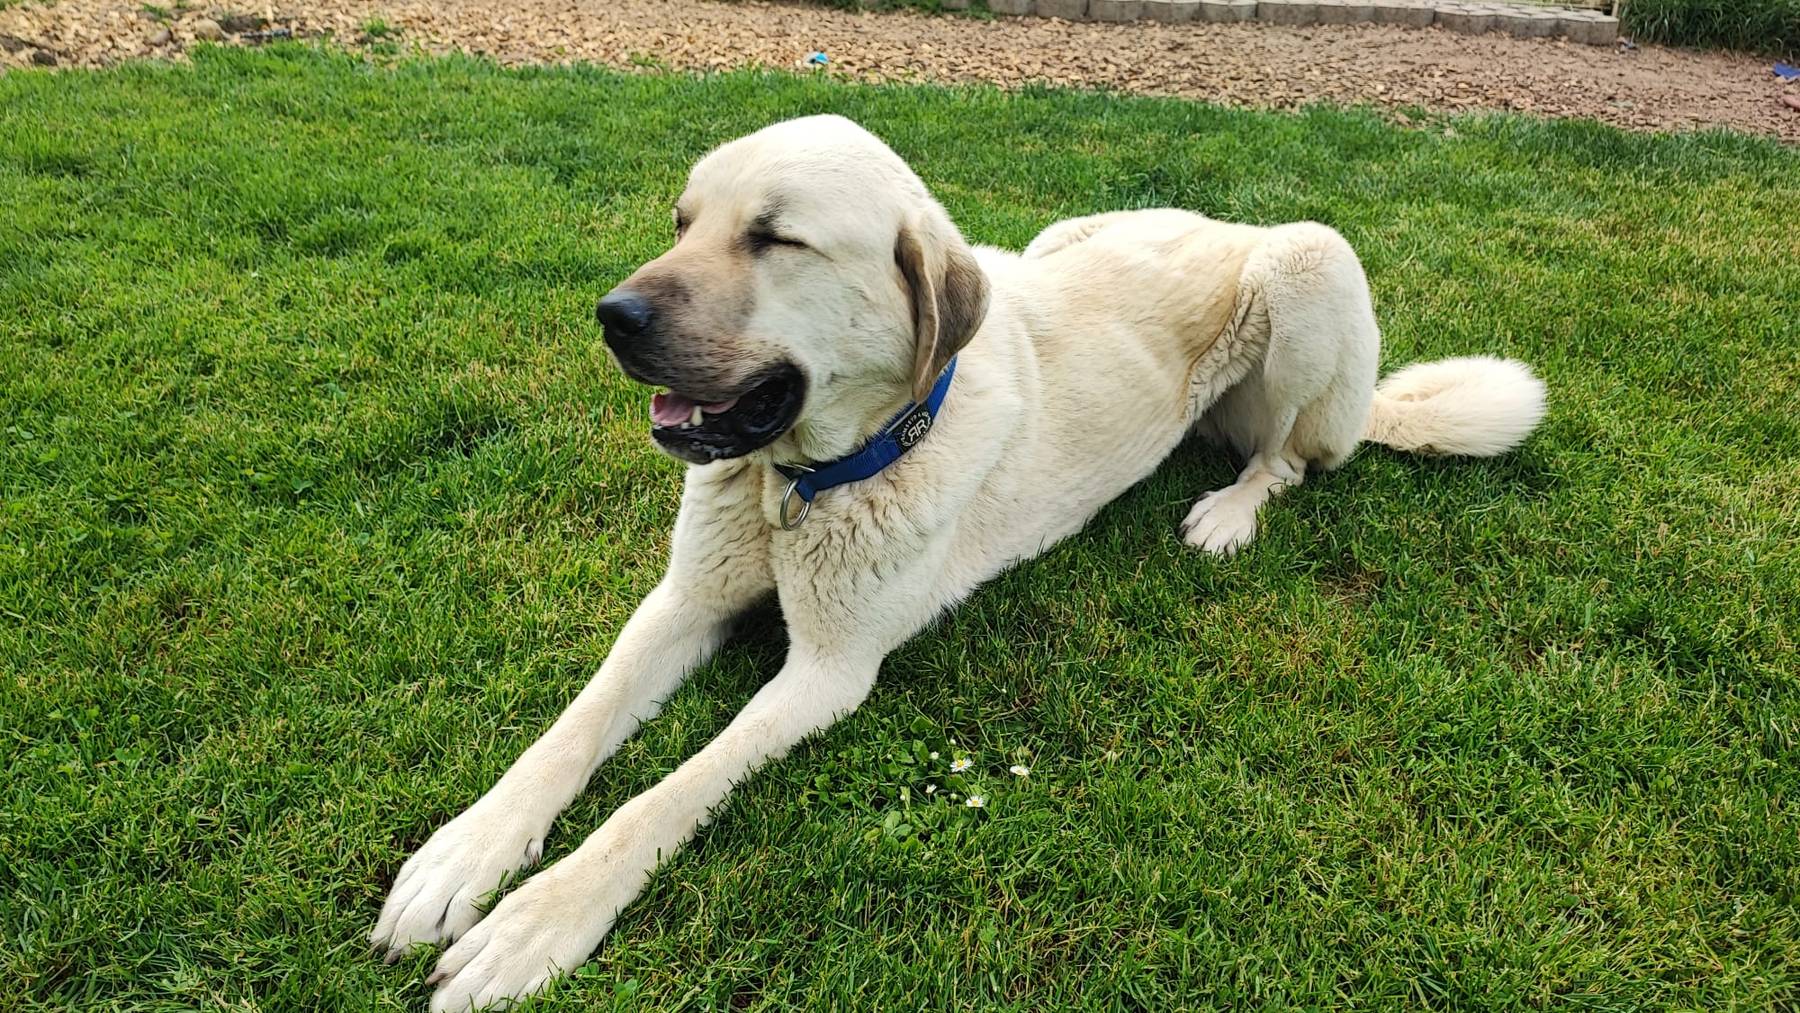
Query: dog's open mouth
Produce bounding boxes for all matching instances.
[648,363,805,464]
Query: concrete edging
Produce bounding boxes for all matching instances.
[977,0,1621,45]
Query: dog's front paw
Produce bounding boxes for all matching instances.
[1179,489,1259,556]
[426,867,615,1012]
[370,801,546,961]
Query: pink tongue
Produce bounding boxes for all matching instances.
[650,392,696,427]
[650,392,740,426]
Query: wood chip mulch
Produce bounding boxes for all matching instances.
[3,0,1797,141]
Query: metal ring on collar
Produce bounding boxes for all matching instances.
[778,466,815,530]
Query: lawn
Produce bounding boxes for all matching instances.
[3,45,1797,1012]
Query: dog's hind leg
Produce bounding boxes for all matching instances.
[1181,393,1306,555]
[1181,223,1378,555]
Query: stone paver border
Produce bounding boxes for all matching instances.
[963,0,1620,44]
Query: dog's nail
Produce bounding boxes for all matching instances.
[425,970,447,987]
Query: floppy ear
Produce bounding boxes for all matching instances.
[895,212,990,402]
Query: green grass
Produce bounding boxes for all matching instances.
[1623,0,1800,56]
[3,45,1798,1012]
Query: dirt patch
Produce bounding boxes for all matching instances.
[2,0,1797,141]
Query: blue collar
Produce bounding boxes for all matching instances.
[776,357,957,529]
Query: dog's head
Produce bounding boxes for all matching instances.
[596,115,989,465]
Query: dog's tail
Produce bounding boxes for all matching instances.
[1363,356,1547,457]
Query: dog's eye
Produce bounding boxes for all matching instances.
[748,229,808,253]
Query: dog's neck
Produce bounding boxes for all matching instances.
[775,376,919,467]
[756,361,957,530]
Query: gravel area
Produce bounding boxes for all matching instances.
[3,0,1798,140]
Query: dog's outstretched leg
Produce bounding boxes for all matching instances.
[370,461,772,959]
[415,484,973,1011]
[422,643,882,1013]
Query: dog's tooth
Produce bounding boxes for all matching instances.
[690,405,704,426]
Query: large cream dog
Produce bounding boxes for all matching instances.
[371,115,1546,1010]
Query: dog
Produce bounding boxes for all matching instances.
[371,114,1546,1010]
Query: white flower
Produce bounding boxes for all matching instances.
[924,784,937,795]
[950,757,972,773]
[964,795,985,808]
[1009,764,1030,777]
[929,751,940,760]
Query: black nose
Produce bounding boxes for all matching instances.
[596,289,654,340]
